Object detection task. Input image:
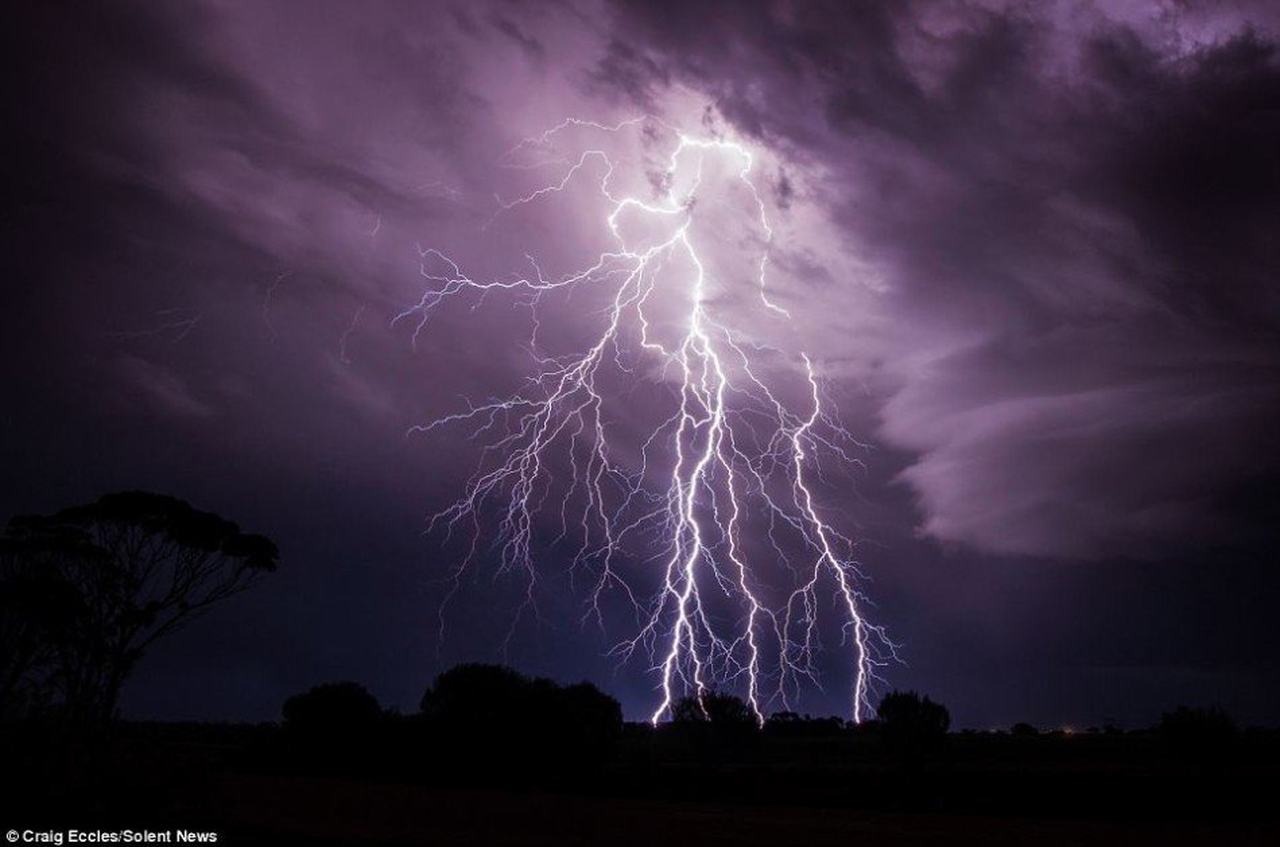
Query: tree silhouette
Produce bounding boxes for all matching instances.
[0,491,277,724]
[0,563,83,718]
[876,690,950,758]
[672,691,758,730]
[670,691,759,758]
[418,664,622,770]
[555,680,624,755]
[420,663,530,729]
[281,681,383,773]
[283,682,382,732]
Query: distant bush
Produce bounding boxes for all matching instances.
[559,681,625,747]
[876,691,950,759]
[667,691,760,757]
[283,681,382,733]
[847,717,883,737]
[274,667,624,782]
[672,691,758,730]
[419,664,530,728]
[763,711,845,738]
[1010,722,1038,738]
[1158,706,1237,761]
[278,681,385,774]
[419,663,622,771]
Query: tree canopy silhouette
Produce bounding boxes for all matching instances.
[672,691,758,730]
[419,664,622,768]
[0,565,83,718]
[284,681,382,733]
[670,691,760,757]
[0,491,278,724]
[420,663,531,728]
[876,690,950,758]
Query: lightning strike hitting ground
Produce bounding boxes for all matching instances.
[397,117,897,724]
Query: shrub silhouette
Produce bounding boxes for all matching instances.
[876,690,950,758]
[1010,722,1039,738]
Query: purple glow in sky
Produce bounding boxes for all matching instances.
[5,0,1279,727]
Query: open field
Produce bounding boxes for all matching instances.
[7,721,1277,845]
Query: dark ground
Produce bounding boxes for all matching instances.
[6,721,1278,846]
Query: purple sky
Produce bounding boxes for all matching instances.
[5,0,1279,727]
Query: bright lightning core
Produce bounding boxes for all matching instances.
[398,116,897,724]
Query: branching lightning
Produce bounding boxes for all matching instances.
[398,116,897,724]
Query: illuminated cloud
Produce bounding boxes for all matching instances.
[6,0,1279,724]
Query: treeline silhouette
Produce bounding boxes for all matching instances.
[217,667,1271,819]
[272,666,623,781]
[6,660,1275,824]
[2,493,1275,829]
[232,669,962,792]
[270,672,961,781]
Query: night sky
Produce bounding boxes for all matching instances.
[5,0,1279,729]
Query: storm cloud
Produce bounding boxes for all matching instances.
[591,0,1280,558]
[5,0,1279,725]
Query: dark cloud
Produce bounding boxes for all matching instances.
[4,0,1278,727]
[595,0,1280,559]
[589,39,673,109]
[491,14,548,63]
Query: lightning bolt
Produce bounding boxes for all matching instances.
[338,304,365,365]
[398,116,897,724]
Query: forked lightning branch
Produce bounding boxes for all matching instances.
[397,116,897,724]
